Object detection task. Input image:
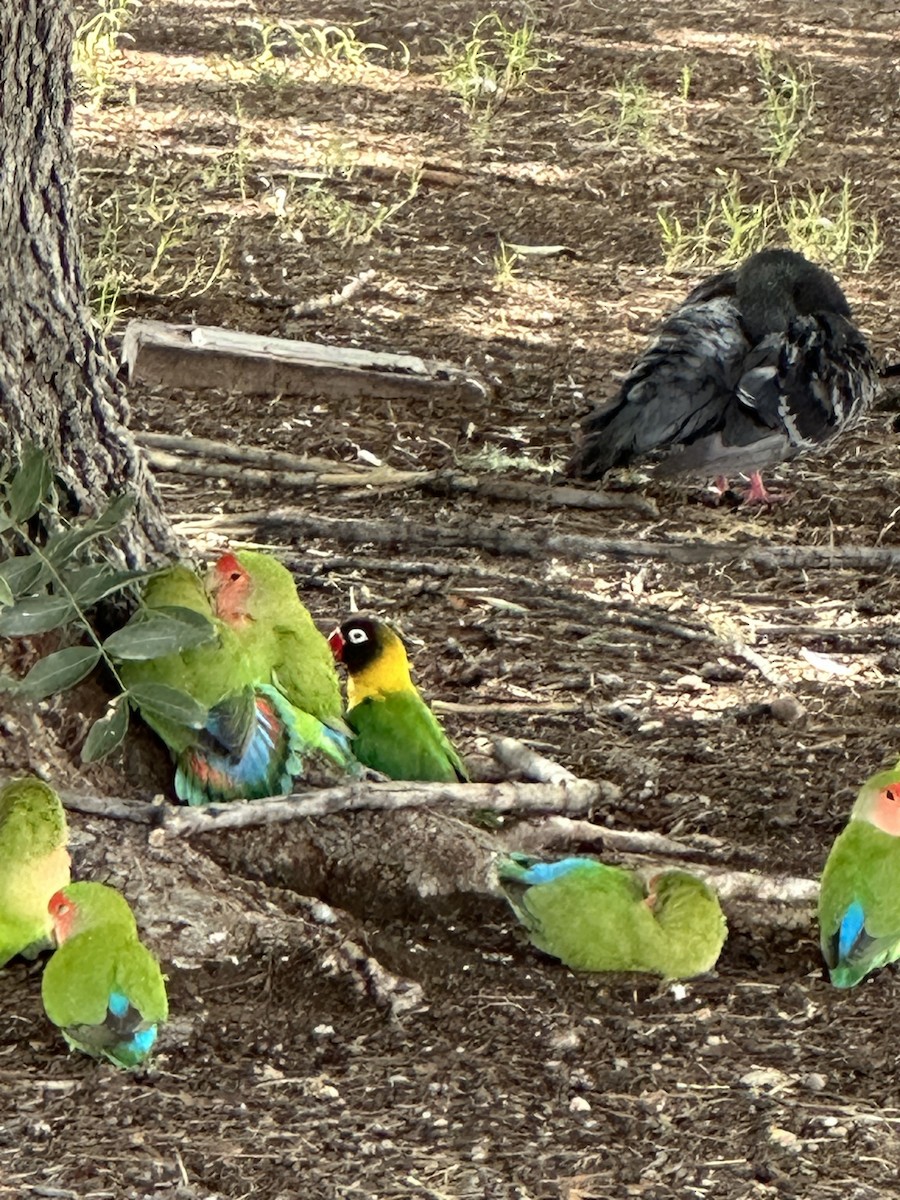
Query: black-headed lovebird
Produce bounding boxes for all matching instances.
[329,616,468,783]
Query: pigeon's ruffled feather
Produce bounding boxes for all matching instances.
[568,250,878,483]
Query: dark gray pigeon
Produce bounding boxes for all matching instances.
[567,249,879,502]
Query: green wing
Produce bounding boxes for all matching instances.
[270,623,343,723]
[651,872,727,979]
[347,690,468,782]
[42,927,168,1030]
[0,780,70,966]
[121,570,256,754]
[507,860,658,972]
[818,820,900,987]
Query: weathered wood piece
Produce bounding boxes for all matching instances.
[121,318,489,401]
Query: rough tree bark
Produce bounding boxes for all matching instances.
[0,3,176,565]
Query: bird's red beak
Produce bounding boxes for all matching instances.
[327,627,345,662]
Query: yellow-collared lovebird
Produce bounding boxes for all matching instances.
[819,763,900,988]
[498,853,727,980]
[0,777,70,966]
[329,616,468,783]
[41,883,168,1067]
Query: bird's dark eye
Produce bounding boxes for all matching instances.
[230,572,241,583]
[348,628,368,644]
[888,788,898,803]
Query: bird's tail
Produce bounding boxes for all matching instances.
[565,401,636,480]
[176,684,306,805]
[176,685,362,804]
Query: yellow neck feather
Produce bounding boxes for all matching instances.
[347,634,414,706]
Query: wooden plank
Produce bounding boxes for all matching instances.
[121,318,489,401]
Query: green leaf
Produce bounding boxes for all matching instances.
[19,645,102,699]
[0,594,77,636]
[66,564,151,607]
[103,610,217,661]
[127,682,208,729]
[0,577,13,607]
[81,696,129,763]
[6,445,52,524]
[0,555,50,598]
[44,493,135,568]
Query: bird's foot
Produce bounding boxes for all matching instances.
[740,471,792,506]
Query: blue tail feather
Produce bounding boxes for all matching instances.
[176,685,359,804]
[837,900,867,962]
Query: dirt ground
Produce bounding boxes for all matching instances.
[4,0,900,1196]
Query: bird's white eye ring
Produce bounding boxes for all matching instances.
[348,628,368,644]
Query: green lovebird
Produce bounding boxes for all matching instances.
[122,565,355,805]
[0,777,71,967]
[209,550,343,724]
[328,616,468,782]
[497,853,727,980]
[41,882,168,1067]
[819,763,900,988]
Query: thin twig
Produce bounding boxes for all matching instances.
[504,814,725,861]
[143,436,654,514]
[290,268,378,317]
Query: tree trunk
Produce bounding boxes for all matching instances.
[0,2,176,565]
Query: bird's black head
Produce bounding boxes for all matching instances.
[737,249,851,340]
[331,616,385,675]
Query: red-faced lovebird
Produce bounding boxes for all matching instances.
[329,616,468,782]
[0,777,70,967]
[498,853,727,979]
[41,883,168,1067]
[122,564,356,804]
[819,763,900,988]
[209,550,342,724]
[567,249,878,504]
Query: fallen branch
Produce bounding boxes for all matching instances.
[160,777,614,836]
[492,735,578,784]
[135,431,370,475]
[144,448,424,493]
[60,789,159,822]
[433,699,583,715]
[503,815,724,861]
[189,508,900,572]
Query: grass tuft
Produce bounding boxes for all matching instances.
[757,47,816,167]
[74,0,141,105]
[440,14,552,120]
[658,175,879,272]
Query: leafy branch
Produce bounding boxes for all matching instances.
[0,446,214,762]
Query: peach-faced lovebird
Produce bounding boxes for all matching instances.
[567,249,878,504]
[819,763,900,988]
[329,616,468,782]
[497,853,727,980]
[209,550,342,724]
[0,777,70,967]
[41,882,168,1067]
[122,565,355,805]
